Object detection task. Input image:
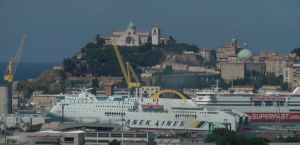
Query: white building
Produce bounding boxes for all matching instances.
[25,130,85,145]
[283,66,293,84]
[292,64,300,87]
[199,48,211,62]
[85,132,148,145]
[0,85,8,115]
[103,22,167,47]
[151,24,160,45]
[266,56,293,76]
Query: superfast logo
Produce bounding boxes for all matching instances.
[250,113,289,120]
[246,113,300,121]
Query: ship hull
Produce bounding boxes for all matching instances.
[196,105,300,122]
[49,92,239,131]
[194,91,300,122]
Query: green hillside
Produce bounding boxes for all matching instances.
[63,34,201,77]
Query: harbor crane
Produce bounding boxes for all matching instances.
[3,34,26,113]
[4,34,26,83]
[112,44,140,90]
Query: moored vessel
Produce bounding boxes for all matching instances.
[192,86,300,122]
[48,89,242,132]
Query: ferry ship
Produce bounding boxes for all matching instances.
[192,87,300,122]
[48,90,241,132]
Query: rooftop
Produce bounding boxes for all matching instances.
[237,48,253,59]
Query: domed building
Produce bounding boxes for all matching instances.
[102,22,168,47]
[128,21,136,30]
[237,48,253,62]
[220,46,266,82]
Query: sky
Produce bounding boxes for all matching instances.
[1,0,300,62]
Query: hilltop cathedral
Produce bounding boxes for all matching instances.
[102,22,168,47]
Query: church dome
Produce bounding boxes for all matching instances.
[128,22,136,29]
[237,49,253,59]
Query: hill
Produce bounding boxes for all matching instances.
[15,35,205,98]
[62,34,202,77]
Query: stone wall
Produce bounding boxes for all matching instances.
[221,63,245,82]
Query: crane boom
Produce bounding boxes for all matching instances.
[112,44,140,89]
[127,62,140,88]
[113,44,129,84]
[4,34,26,83]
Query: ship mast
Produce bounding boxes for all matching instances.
[213,80,219,103]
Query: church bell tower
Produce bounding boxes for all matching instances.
[151,24,160,45]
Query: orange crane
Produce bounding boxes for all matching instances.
[4,34,26,113]
[112,44,140,89]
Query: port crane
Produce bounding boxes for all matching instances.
[3,34,26,113]
[112,44,140,89]
[4,34,26,83]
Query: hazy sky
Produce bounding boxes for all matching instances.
[1,0,300,62]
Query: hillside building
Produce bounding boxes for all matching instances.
[31,92,65,111]
[220,48,266,82]
[220,63,245,81]
[217,38,246,62]
[265,56,293,76]
[292,63,300,87]
[252,50,277,63]
[221,62,266,82]
[283,66,293,84]
[199,48,212,62]
[102,22,168,46]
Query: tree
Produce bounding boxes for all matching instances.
[292,48,300,57]
[277,136,300,142]
[113,79,127,88]
[210,49,217,62]
[92,78,99,88]
[147,36,152,43]
[168,35,177,46]
[109,139,121,145]
[59,70,67,80]
[163,65,173,74]
[206,128,269,145]
[246,138,269,145]
[91,78,99,95]
[281,82,289,91]
[63,58,75,73]
[95,34,105,47]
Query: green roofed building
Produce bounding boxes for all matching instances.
[237,48,253,59]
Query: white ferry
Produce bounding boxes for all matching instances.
[193,87,300,122]
[49,90,240,132]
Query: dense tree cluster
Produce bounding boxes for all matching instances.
[220,71,288,91]
[292,48,300,58]
[206,128,269,145]
[277,135,300,142]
